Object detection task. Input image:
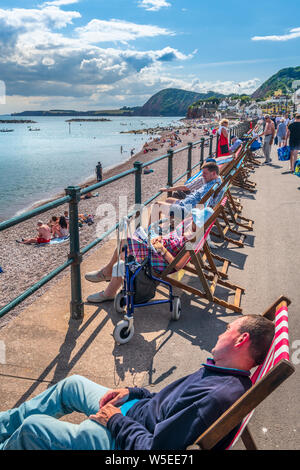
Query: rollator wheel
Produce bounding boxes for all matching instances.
[171,297,181,321]
[114,291,126,314]
[113,320,134,344]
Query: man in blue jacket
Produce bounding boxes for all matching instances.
[0,314,274,450]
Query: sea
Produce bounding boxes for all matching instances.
[0,115,184,221]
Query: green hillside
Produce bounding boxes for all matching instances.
[138,88,225,116]
[252,66,300,99]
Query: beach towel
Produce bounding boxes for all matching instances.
[0,266,3,273]
[37,236,70,246]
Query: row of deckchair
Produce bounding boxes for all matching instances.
[158,137,257,314]
[155,131,294,450]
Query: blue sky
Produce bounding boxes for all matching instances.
[0,0,299,112]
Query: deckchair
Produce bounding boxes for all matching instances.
[209,151,255,247]
[187,296,295,450]
[159,197,245,314]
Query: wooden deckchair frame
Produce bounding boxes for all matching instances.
[209,149,256,247]
[186,296,295,450]
[159,199,245,313]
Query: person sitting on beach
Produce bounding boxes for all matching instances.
[143,166,154,175]
[85,208,210,303]
[0,314,275,450]
[51,216,68,238]
[17,221,51,245]
[49,216,59,234]
[63,211,69,224]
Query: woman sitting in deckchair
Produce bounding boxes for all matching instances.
[85,207,213,304]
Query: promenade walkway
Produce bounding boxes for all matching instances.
[0,145,299,449]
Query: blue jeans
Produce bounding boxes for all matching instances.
[0,375,135,450]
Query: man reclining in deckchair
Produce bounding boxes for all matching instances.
[0,315,274,450]
[159,160,220,200]
[151,162,222,229]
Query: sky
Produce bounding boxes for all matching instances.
[0,0,299,113]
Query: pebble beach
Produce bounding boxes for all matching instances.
[0,118,220,327]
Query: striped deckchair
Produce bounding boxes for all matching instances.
[160,197,245,313]
[187,296,295,450]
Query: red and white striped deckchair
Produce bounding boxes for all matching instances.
[187,296,295,450]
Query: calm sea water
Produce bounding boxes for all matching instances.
[0,115,183,221]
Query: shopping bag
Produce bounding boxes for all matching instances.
[294,159,300,177]
[277,146,290,161]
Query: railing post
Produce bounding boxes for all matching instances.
[215,133,219,157]
[209,134,213,156]
[134,161,143,205]
[134,161,143,229]
[200,138,205,165]
[167,149,174,197]
[187,142,193,179]
[66,185,84,320]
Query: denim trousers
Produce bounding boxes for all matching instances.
[0,375,120,450]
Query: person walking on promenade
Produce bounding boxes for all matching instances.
[285,114,300,172]
[276,118,287,148]
[95,162,102,182]
[0,315,275,450]
[260,115,275,164]
[216,119,230,157]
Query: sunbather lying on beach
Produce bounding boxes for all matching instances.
[17,221,51,245]
[85,207,212,303]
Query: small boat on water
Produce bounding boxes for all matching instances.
[28,127,40,131]
[0,128,14,133]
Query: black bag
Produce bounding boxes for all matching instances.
[129,260,158,304]
[220,143,229,154]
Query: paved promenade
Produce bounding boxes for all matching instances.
[0,146,299,450]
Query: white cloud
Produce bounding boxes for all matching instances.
[76,18,173,43]
[252,27,300,41]
[138,0,171,12]
[0,4,191,103]
[41,0,80,6]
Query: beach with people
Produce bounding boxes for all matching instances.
[0,117,223,327]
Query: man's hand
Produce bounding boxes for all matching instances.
[89,404,121,427]
[99,388,129,408]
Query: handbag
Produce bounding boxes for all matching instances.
[127,256,158,304]
[220,143,229,154]
[277,146,290,161]
[132,262,158,304]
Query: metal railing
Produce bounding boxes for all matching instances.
[0,121,251,320]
